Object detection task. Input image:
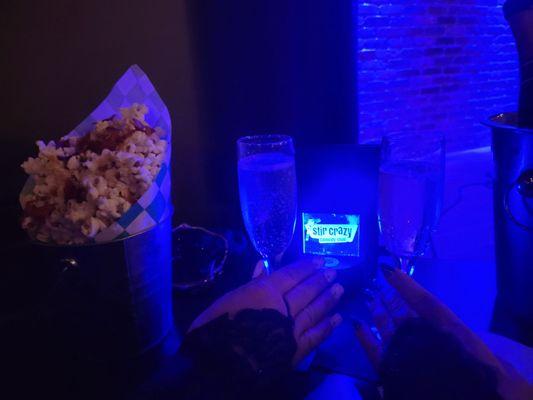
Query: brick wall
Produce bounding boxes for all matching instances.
[357,0,519,151]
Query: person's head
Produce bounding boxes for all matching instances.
[380,318,503,400]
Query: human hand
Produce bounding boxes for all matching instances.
[189,258,344,365]
[354,265,532,400]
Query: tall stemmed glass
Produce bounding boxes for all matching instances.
[378,132,445,275]
[237,135,297,275]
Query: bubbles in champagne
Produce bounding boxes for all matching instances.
[238,152,297,260]
[378,160,443,257]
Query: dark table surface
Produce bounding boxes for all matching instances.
[4,230,533,399]
[0,228,378,399]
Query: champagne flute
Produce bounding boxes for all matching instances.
[237,135,297,275]
[378,132,445,275]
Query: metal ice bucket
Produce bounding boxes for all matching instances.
[33,216,174,361]
[484,113,533,344]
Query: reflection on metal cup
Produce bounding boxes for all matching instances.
[33,216,174,361]
[484,113,533,345]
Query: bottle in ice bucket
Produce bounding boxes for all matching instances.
[504,0,533,128]
[486,2,533,346]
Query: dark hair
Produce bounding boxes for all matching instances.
[380,318,503,400]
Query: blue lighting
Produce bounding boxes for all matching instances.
[302,212,361,257]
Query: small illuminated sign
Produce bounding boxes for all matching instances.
[303,213,360,257]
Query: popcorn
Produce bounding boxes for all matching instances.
[21,103,168,244]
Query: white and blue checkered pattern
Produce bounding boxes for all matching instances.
[20,65,172,243]
[82,65,173,243]
[60,65,172,243]
[94,162,172,243]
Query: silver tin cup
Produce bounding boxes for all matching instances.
[31,215,174,361]
[484,113,533,343]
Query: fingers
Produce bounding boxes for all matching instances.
[380,264,463,330]
[353,319,383,370]
[362,277,413,348]
[293,313,342,365]
[268,257,324,294]
[252,260,265,278]
[294,283,344,337]
[284,268,337,316]
[496,358,533,400]
[378,284,415,325]
[381,264,504,373]
[367,296,396,343]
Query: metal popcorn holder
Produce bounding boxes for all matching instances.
[33,217,174,361]
[22,65,176,361]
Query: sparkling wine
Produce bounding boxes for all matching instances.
[238,152,297,260]
[378,160,443,257]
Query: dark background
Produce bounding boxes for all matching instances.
[0,0,206,248]
[0,0,355,249]
[0,2,356,393]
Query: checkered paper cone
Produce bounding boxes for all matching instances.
[21,65,172,243]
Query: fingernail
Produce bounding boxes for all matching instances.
[323,268,337,282]
[312,257,325,268]
[351,318,363,330]
[380,263,397,276]
[330,313,343,328]
[331,283,344,298]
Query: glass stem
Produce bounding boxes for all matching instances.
[398,256,415,276]
[263,258,272,276]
